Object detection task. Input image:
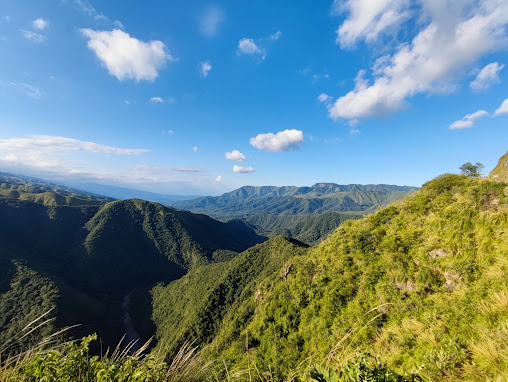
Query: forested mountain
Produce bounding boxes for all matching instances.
[243,212,362,246]
[143,171,508,381]
[173,183,417,218]
[0,172,114,206]
[0,196,263,352]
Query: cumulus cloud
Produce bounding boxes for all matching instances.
[81,29,174,81]
[232,165,254,173]
[329,0,508,123]
[237,38,266,59]
[470,62,505,90]
[494,98,508,115]
[225,150,246,162]
[317,93,332,103]
[21,30,46,43]
[450,110,489,130]
[215,175,222,182]
[32,18,48,30]
[249,129,304,152]
[200,7,224,37]
[200,61,212,77]
[334,0,411,48]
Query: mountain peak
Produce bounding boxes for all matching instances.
[489,150,508,182]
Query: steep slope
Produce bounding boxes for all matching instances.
[148,236,309,358]
[149,173,508,381]
[173,183,417,218]
[0,197,263,350]
[244,212,362,245]
[489,150,508,182]
[0,172,114,206]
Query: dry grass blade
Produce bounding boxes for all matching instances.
[165,341,201,382]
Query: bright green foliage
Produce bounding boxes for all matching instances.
[152,174,508,381]
[489,150,508,182]
[4,335,200,382]
[150,236,309,359]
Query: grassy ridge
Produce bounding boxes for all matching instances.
[149,236,309,359]
[150,174,508,381]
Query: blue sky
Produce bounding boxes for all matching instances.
[0,0,507,195]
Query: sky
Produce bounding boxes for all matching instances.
[0,0,507,195]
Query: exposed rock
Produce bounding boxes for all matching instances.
[428,249,450,259]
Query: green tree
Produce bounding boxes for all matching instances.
[459,162,484,177]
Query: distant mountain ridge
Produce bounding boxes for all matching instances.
[0,172,114,206]
[173,183,418,218]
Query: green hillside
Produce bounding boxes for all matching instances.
[243,212,362,245]
[147,173,508,381]
[0,197,263,352]
[0,172,115,206]
[489,150,508,182]
[173,183,417,218]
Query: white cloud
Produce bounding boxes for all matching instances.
[200,7,224,37]
[0,135,149,156]
[249,129,304,152]
[200,61,212,77]
[132,163,199,174]
[470,62,505,90]
[237,38,266,59]
[32,18,48,30]
[494,98,508,115]
[270,31,282,40]
[21,30,46,43]
[193,146,198,152]
[232,165,254,173]
[450,110,489,130]
[81,29,174,82]
[225,150,246,162]
[317,93,332,103]
[74,0,106,20]
[114,20,125,29]
[9,82,44,99]
[329,0,508,123]
[334,0,411,48]
[215,175,222,182]
[150,96,165,103]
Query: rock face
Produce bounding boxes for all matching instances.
[489,150,508,182]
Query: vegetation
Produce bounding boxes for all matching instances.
[0,194,263,351]
[244,212,362,245]
[149,173,508,381]
[0,172,114,206]
[459,162,484,178]
[1,160,507,381]
[173,183,417,218]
